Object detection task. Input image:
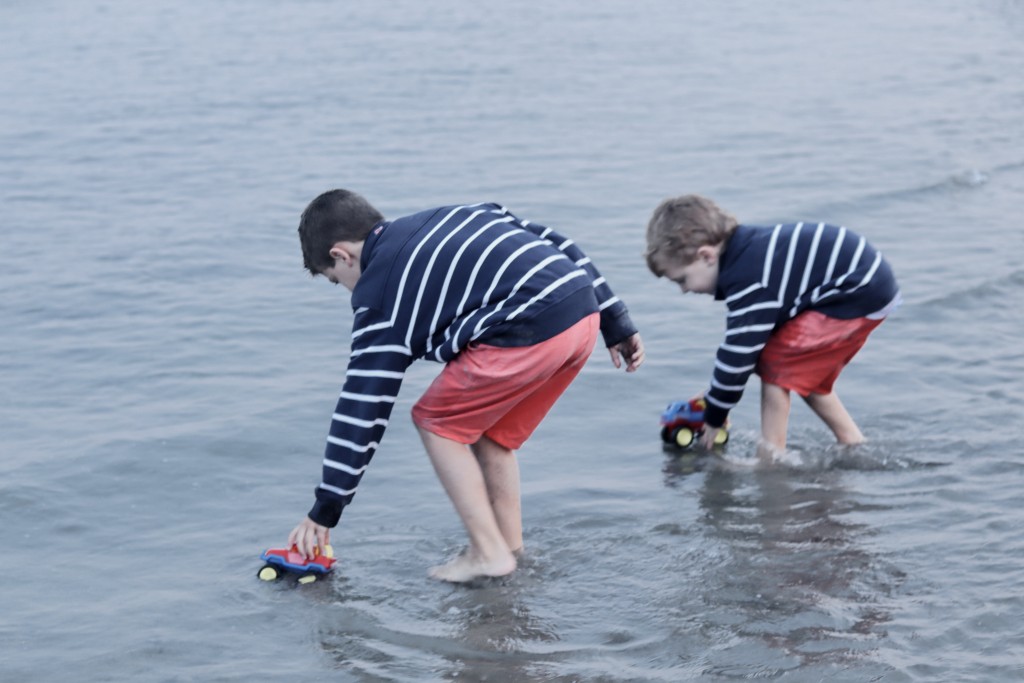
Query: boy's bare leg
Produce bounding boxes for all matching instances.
[417,427,517,582]
[471,436,523,553]
[760,382,792,452]
[803,391,865,444]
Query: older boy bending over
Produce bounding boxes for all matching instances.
[288,190,644,582]
[644,195,899,453]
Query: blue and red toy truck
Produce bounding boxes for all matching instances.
[659,396,729,449]
[258,544,336,584]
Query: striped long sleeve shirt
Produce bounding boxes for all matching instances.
[702,222,900,428]
[308,203,638,527]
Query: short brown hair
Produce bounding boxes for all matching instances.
[644,195,739,276]
[298,189,384,275]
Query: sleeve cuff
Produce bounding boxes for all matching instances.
[599,307,638,348]
[308,498,343,528]
[703,403,729,429]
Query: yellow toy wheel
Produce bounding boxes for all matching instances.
[673,427,695,448]
[297,574,318,585]
[258,565,279,582]
[714,428,729,445]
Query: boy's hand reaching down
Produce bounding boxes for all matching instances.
[289,516,331,560]
[699,425,722,450]
[609,333,645,372]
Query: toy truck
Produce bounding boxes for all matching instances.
[659,396,729,449]
[258,544,336,584]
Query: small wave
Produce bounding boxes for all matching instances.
[661,430,945,474]
[915,267,1024,310]
[949,168,990,187]
[861,167,992,203]
[807,164,1015,218]
[991,159,1024,174]
[705,436,946,473]
[770,442,947,472]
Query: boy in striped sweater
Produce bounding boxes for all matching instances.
[288,189,645,582]
[644,195,900,454]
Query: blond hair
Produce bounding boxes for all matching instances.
[644,195,739,276]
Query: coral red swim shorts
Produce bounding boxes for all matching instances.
[756,310,883,397]
[411,313,600,450]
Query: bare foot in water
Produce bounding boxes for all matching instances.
[428,548,516,583]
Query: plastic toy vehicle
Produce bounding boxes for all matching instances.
[258,544,336,584]
[659,396,729,449]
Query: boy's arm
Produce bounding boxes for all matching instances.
[510,210,639,350]
[292,312,412,556]
[702,293,778,428]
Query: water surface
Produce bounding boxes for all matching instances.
[2,1,1023,681]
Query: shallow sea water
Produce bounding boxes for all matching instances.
[2,1,1023,681]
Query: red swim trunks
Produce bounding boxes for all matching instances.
[756,310,883,397]
[411,313,600,450]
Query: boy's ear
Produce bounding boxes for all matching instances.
[328,241,355,265]
[697,244,719,264]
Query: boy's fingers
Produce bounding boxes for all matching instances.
[625,336,644,371]
[607,336,646,371]
[313,530,325,554]
[295,530,309,557]
[304,533,318,558]
[287,517,328,559]
[303,522,331,558]
[288,527,306,554]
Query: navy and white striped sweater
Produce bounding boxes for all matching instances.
[308,203,637,527]
[703,222,900,428]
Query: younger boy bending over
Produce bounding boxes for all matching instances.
[644,195,900,453]
[288,190,644,582]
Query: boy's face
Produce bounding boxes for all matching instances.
[660,245,719,295]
